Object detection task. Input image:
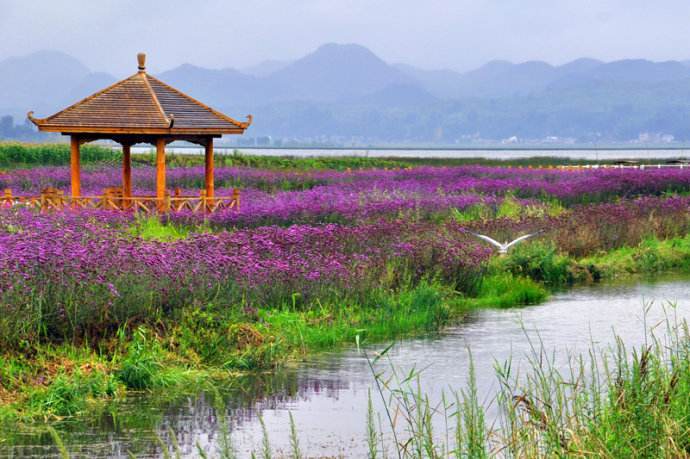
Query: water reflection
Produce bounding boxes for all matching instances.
[2,276,689,458]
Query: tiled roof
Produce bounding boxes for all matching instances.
[29,56,251,135]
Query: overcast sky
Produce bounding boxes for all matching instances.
[2,0,690,75]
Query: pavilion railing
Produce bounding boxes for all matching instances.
[1,187,240,213]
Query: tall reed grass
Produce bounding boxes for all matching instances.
[361,303,690,458]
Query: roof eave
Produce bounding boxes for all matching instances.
[33,125,247,135]
[26,111,45,127]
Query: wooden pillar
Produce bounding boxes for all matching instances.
[204,138,214,199]
[155,138,166,209]
[122,143,132,206]
[70,136,81,197]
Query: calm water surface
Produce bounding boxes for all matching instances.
[3,277,689,458]
[130,146,690,161]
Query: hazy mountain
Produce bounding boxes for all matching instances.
[157,43,416,107]
[63,72,117,105]
[589,59,690,82]
[556,58,603,75]
[393,64,466,99]
[241,59,291,77]
[349,83,438,108]
[5,44,690,142]
[263,43,414,102]
[397,58,605,99]
[0,50,91,118]
[452,60,557,98]
[157,64,259,108]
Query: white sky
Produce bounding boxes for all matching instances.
[1,0,690,75]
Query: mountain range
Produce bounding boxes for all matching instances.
[3,44,690,143]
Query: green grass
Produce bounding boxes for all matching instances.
[0,142,118,168]
[129,215,209,241]
[451,197,565,224]
[152,150,405,170]
[260,281,452,353]
[152,150,688,170]
[494,235,690,287]
[136,151,689,171]
[0,344,122,420]
[495,241,574,285]
[581,233,690,277]
[457,273,548,309]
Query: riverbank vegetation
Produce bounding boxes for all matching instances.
[0,150,689,432]
[31,307,690,458]
[359,308,690,458]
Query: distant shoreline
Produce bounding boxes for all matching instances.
[224,145,690,151]
[223,145,690,151]
[126,144,690,160]
[8,140,690,152]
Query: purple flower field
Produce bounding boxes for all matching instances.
[0,164,689,347]
[3,164,690,226]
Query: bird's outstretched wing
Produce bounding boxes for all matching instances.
[505,230,543,249]
[470,232,504,249]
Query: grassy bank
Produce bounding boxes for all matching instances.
[0,280,491,422]
[2,232,689,423]
[495,233,690,286]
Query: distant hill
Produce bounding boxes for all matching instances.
[450,60,557,98]
[351,83,438,108]
[589,59,690,82]
[241,59,291,77]
[264,43,414,102]
[393,64,466,99]
[3,44,690,143]
[158,64,259,108]
[155,43,417,110]
[63,72,117,105]
[0,50,94,118]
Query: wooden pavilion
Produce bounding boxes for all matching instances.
[26,53,252,212]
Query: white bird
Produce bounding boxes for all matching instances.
[470,231,542,255]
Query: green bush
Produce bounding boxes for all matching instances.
[499,241,573,285]
[471,273,547,308]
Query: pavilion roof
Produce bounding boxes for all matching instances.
[28,54,252,136]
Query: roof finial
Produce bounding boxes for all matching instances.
[137,53,146,72]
